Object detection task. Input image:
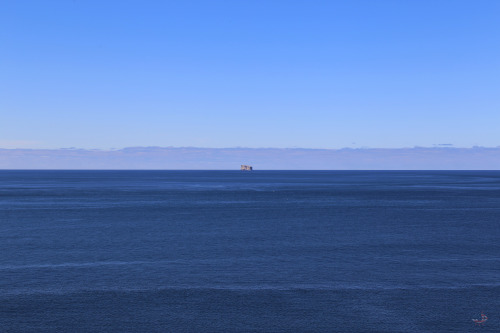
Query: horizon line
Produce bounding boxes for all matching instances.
[2,145,500,151]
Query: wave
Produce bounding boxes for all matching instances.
[0,260,185,271]
[3,283,500,297]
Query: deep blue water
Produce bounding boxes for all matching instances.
[0,170,499,332]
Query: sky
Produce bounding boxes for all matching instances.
[3,147,500,170]
[1,0,499,150]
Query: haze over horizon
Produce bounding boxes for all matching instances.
[2,1,499,154]
[2,146,500,170]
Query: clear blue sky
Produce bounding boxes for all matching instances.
[1,0,499,149]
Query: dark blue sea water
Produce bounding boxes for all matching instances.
[0,170,499,332]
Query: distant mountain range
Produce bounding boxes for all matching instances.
[1,147,500,169]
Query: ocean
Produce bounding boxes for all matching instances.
[0,170,498,332]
